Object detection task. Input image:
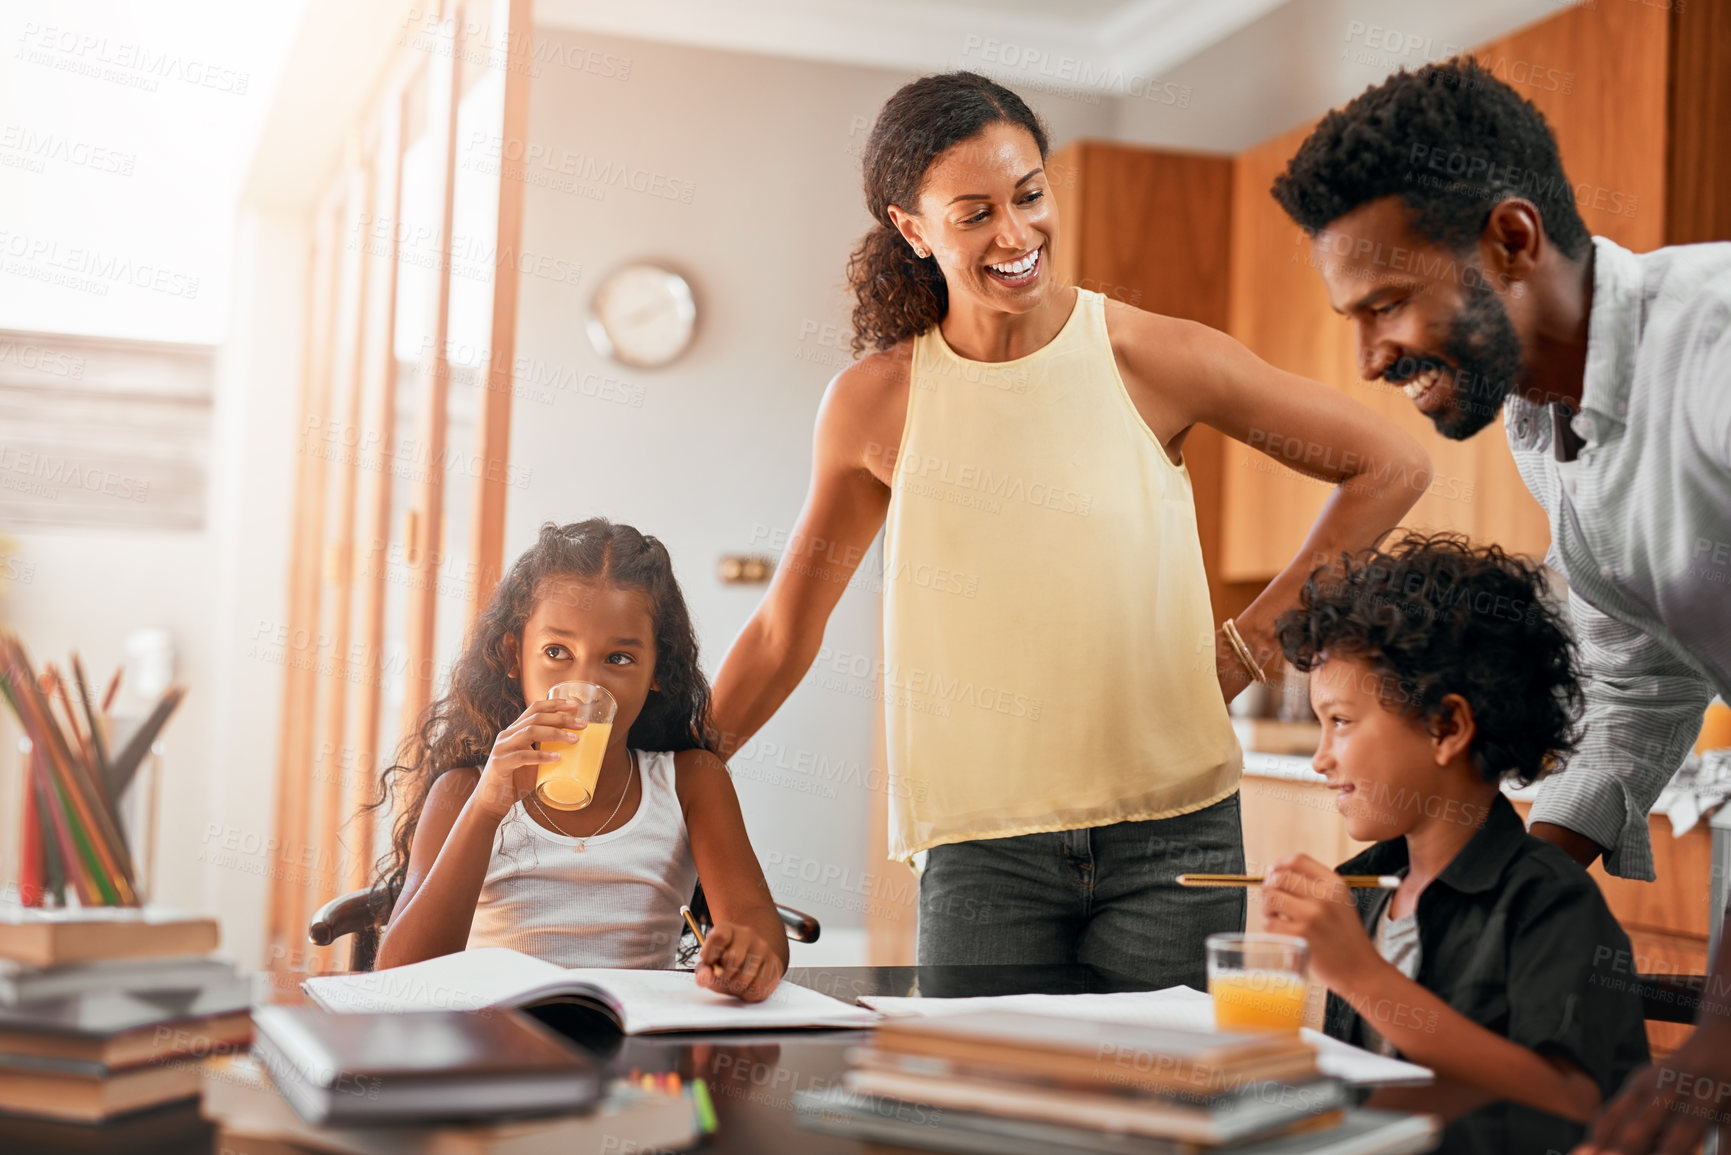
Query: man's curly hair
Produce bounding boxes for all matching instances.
[1276,533,1583,787]
[1272,57,1589,260]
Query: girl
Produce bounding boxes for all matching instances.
[370,518,787,1002]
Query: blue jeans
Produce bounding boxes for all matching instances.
[917,792,1245,989]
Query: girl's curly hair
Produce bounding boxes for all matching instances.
[366,518,716,922]
[1275,532,1582,786]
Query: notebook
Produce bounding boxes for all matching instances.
[859,987,1433,1086]
[872,1010,1319,1096]
[253,1006,602,1125]
[0,905,219,967]
[302,947,879,1033]
[797,1086,1439,1155]
[0,954,238,1004]
[0,1059,203,1123]
[844,1060,1351,1146]
[204,1053,699,1155]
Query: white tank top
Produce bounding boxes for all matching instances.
[465,748,699,969]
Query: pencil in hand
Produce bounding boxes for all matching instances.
[1177,872,1401,889]
[681,904,723,977]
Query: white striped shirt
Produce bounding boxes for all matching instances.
[1506,236,1731,880]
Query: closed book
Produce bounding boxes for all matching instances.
[0,1009,253,1069]
[796,1086,1439,1155]
[0,1058,203,1123]
[252,1006,602,1126]
[873,1010,1318,1095]
[0,1096,211,1154]
[845,1054,1350,1145]
[0,978,254,1039]
[0,906,219,968]
[204,1053,699,1155]
[0,954,238,1005]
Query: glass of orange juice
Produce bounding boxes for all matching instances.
[1206,933,1309,1033]
[535,682,617,811]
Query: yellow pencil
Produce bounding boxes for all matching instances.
[681,904,723,975]
[1178,872,1401,889]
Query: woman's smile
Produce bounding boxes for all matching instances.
[983,243,1042,288]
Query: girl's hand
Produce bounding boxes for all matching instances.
[696,922,785,1004]
[473,699,583,821]
[1261,854,1378,989]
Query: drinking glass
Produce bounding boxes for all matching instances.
[1206,932,1310,1032]
[535,682,617,811]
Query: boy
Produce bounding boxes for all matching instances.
[1262,533,1647,1122]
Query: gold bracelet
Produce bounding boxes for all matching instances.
[1222,618,1268,684]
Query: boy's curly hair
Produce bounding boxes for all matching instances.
[1275,533,1582,786]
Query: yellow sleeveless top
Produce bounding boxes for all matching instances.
[882,289,1241,862]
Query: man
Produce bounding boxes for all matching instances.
[1272,57,1730,1153]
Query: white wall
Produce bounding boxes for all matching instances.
[0,209,303,972]
[1108,0,1568,153]
[199,208,305,972]
[509,30,1110,956]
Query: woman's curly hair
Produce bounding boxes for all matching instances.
[846,71,1048,356]
[1275,532,1582,786]
[366,518,716,924]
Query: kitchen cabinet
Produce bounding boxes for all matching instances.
[1220,0,1679,580]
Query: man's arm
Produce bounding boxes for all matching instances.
[1529,588,1714,878]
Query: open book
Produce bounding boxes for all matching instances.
[302,947,879,1034]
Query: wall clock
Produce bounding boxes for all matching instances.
[585,263,697,369]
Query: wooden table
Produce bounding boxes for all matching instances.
[0,962,1594,1154]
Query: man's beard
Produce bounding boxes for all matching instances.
[1385,283,1524,441]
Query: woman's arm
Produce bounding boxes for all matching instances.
[710,358,899,758]
[676,749,789,1002]
[1113,310,1432,690]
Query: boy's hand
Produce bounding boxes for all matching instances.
[1261,854,1377,987]
[474,699,583,821]
[696,922,785,1004]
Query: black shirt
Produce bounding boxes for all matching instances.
[1325,793,1649,1100]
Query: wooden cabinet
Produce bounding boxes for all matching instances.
[1219,0,1676,580]
[1238,774,1371,930]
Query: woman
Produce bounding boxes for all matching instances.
[711,72,1431,986]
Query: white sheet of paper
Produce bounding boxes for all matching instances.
[859,987,1433,1086]
[303,947,879,1033]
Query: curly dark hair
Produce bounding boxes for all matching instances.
[1275,533,1582,786]
[367,518,716,919]
[846,71,1049,356]
[1272,57,1589,260]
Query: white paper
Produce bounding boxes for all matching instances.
[303,947,879,1033]
[860,987,1433,1086]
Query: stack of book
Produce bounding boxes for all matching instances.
[797,1010,1439,1154]
[0,905,252,1124]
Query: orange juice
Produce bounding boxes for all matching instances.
[1209,970,1308,1032]
[536,721,613,811]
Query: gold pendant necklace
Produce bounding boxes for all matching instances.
[531,748,635,852]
